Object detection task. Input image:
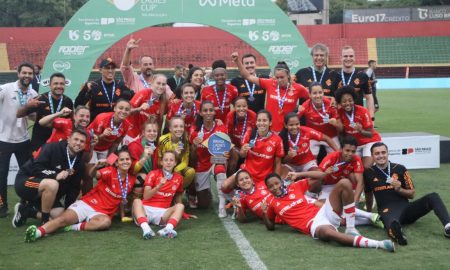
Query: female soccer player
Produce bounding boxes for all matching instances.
[24,148,136,242]
[190,100,228,216]
[158,116,195,189]
[225,97,256,176]
[261,173,395,252]
[335,86,381,168]
[231,52,309,132]
[279,112,339,180]
[298,82,342,156]
[126,74,168,141]
[222,110,284,193]
[132,151,184,239]
[167,83,201,135]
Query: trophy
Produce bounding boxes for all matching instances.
[202,132,232,164]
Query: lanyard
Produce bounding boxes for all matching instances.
[199,121,215,138]
[213,85,227,113]
[333,161,347,172]
[163,169,173,180]
[117,169,129,205]
[345,107,355,127]
[311,66,326,84]
[110,116,122,135]
[244,80,256,98]
[236,112,248,143]
[288,131,300,150]
[66,147,77,171]
[276,83,289,109]
[341,68,355,86]
[101,80,115,107]
[375,162,392,183]
[140,74,150,89]
[177,102,196,117]
[17,89,31,106]
[312,101,329,122]
[48,94,63,114]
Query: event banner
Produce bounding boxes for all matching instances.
[344,6,450,24]
[42,0,311,98]
[382,133,440,169]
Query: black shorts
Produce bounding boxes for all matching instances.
[14,171,43,202]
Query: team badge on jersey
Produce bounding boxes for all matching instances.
[266,146,273,152]
[289,194,295,199]
[172,185,177,191]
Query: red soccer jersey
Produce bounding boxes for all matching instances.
[128,137,159,173]
[127,89,162,138]
[142,169,184,208]
[240,183,272,219]
[319,151,364,185]
[201,84,238,123]
[259,78,309,132]
[167,99,201,134]
[88,112,132,151]
[189,120,228,172]
[241,132,284,184]
[299,98,339,138]
[266,179,320,235]
[81,167,135,217]
[286,126,323,166]
[337,105,381,146]
[226,110,256,148]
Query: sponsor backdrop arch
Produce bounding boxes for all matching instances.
[43,0,311,98]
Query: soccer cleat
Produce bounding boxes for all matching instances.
[389,220,407,246]
[370,213,385,229]
[12,202,27,228]
[444,224,450,238]
[157,227,177,239]
[379,239,395,252]
[345,227,361,236]
[143,230,156,240]
[25,225,38,243]
[218,207,227,218]
[63,225,73,232]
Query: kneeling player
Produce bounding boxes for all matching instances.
[262,173,394,252]
[24,148,136,242]
[132,151,184,239]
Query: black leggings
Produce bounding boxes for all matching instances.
[380,192,450,231]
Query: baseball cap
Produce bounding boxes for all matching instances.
[99,58,117,69]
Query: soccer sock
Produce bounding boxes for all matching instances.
[343,203,356,229]
[70,222,87,231]
[166,218,178,230]
[216,173,227,209]
[41,212,50,224]
[355,208,372,219]
[36,227,46,238]
[355,216,371,225]
[353,235,381,249]
[137,217,151,234]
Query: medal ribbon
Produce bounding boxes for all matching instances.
[48,94,63,114]
[341,68,355,86]
[345,107,355,125]
[110,116,122,135]
[276,83,289,110]
[288,131,300,149]
[244,80,256,98]
[311,66,326,84]
[117,169,129,204]
[66,147,77,171]
[213,85,227,113]
[140,74,150,89]
[375,162,391,181]
[312,101,329,121]
[101,80,115,107]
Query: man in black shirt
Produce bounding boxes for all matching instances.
[364,142,450,245]
[295,43,337,99]
[167,65,185,92]
[333,46,375,118]
[230,53,267,113]
[12,129,87,227]
[75,58,134,121]
[17,72,73,153]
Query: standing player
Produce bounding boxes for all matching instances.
[230,53,267,113]
[366,60,379,115]
[0,62,39,217]
[175,67,205,100]
[167,83,201,135]
[132,151,184,239]
[23,148,136,242]
[13,129,87,227]
[333,46,375,118]
[298,82,342,158]
[365,142,450,245]
[201,67,238,123]
[231,52,309,133]
[17,72,73,154]
[262,173,395,252]
[336,86,381,169]
[75,58,134,121]
[295,43,337,98]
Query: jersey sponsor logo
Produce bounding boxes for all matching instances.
[279,198,304,216]
[41,170,56,176]
[156,191,174,197]
[289,194,295,199]
[56,165,61,169]
[105,187,121,199]
[269,94,295,103]
[249,149,272,160]
[374,185,394,192]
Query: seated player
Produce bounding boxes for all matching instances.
[365,142,450,245]
[23,147,136,242]
[225,97,256,176]
[13,129,87,228]
[279,112,339,180]
[262,173,395,252]
[132,151,184,239]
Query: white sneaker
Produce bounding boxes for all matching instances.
[218,207,227,218]
[143,230,155,240]
[157,227,177,238]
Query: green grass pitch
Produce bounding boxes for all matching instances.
[0,89,449,270]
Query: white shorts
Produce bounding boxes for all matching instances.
[141,205,168,225]
[89,150,108,164]
[356,141,379,157]
[310,136,340,156]
[284,160,318,173]
[318,184,335,200]
[68,200,108,223]
[195,168,213,192]
[310,198,342,239]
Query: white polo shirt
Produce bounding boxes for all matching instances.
[0,81,38,143]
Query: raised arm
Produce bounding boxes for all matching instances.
[231,52,260,85]
[121,37,141,67]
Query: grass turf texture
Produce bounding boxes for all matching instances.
[1,89,450,270]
